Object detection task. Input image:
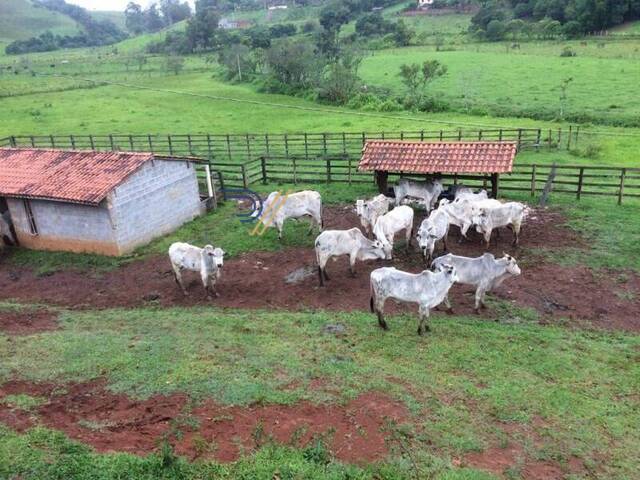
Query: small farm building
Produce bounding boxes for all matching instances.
[0,148,204,256]
[358,140,517,197]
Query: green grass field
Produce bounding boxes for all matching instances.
[0,0,82,42]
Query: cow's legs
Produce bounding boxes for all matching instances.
[317,266,325,287]
[417,304,431,335]
[348,253,357,277]
[276,219,284,240]
[442,231,449,253]
[443,294,454,314]
[405,226,412,251]
[512,222,521,246]
[474,286,488,313]
[484,230,492,249]
[172,264,188,296]
[374,297,389,330]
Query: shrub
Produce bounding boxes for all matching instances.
[560,46,577,57]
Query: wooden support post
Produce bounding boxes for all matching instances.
[490,173,499,198]
[577,167,584,199]
[530,164,537,197]
[618,168,626,205]
[204,164,214,198]
[261,156,267,184]
[375,170,388,194]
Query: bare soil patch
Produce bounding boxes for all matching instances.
[0,206,638,331]
[0,309,58,335]
[0,379,407,463]
[461,419,585,479]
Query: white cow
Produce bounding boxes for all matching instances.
[472,202,527,247]
[168,242,225,297]
[258,190,322,239]
[315,228,386,286]
[355,194,391,236]
[369,264,458,335]
[373,205,414,259]
[416,208,449,262]
[0,211,15,247]
[438,198,502,240]
[455,187,489,202]
[432,253,521,313]
[394,178,443,211]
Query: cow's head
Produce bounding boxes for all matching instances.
[472,207,489,229]
[363,238,387,261]
[355,199,366,216]
[439,263,458,283]
[212,247,225,268]
[416,226,437,259]
[502,253,520,276]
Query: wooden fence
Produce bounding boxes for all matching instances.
[3,128,637,203]
[0,127,578,163]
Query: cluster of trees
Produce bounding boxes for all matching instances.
[471,0,640,39]
[6,0,126,54]
[354,13,414,45]
[124,0,191,35]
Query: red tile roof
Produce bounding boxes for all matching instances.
[359,141,517,174]
[0,148,156,205]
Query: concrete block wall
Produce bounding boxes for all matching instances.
[109,159,201,254]
[7,197,118,255]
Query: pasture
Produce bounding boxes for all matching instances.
[1,7,640,479]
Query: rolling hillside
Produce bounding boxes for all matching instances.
[0,0,82,42]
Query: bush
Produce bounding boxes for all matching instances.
[560,46,577,57]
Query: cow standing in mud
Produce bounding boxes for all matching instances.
[472,202,527,247]
[372,205,414,259]
[432,253,521,313]
[394,178,443,212]
[315,228,386,286]
[369,264,458,335]
[416,207,449,263]
[355,194,391,237]
[169,242,225,298]
[257,190,323,240]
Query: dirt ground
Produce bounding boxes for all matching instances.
[0,379,407,464]
[0,309,58,335]
[1,206,638,332]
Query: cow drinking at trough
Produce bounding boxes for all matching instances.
[315,228,386,286]
[472,202,527,247]
[355,194,391,236]
[394,178,443,212]
[168,242,225,298]
[416,208,449,262]
[257,190,322,239]
[432,253,521,313]
[372,205,414,259]
[369,265,458,335]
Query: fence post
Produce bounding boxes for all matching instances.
[148,134,154,153]
[245,134,251,160]
[168,135,173,155]
[348,156,352,185]
[478,129,483,141]
[535,129,541,152]
[50,135,56,148]
[30,136,35,147]
[548,129,552,147]
[293,156,297,184]
[421,130,425,141]
[517,128,523,148]
[206,134,212,158]
[264,133,270,156]
[342,132,347,156]
[557,128,562,147]
[89,135,95,150]
[284,134,289,161]
[322,133,327,156]
[530,164,537,197]
[618,168,626,205]
[241,164,248,188]
[187,134,193,155]
[109,134,115,151]
[70,135,76,150]
[9,136,17,147]
[567,125,572,150]
[458,129,462,141]
[304,133,308,160]
[326,157,331,184]
[261,156,267,184]
[574,125,580,147]
[577,167,584,199]
[499,128,503,141]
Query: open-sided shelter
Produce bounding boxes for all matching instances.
[0,148,205,255]
[358,140,518,197]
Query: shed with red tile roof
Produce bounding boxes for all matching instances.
[358,140,517,196]
[0,148,205,255]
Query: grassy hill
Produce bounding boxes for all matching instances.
[0,0,82,42]
[90,10,126,31]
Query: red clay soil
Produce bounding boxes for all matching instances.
[0,309,58,335]
[0,379,407,463]
[461,419,586,479]
[0,206,638,331]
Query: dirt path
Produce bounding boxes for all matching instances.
[1,207,638,332]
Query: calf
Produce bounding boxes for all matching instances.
[373,205,414,259]
[315,228,386,286]
[258,190,322,239]
[168,242,225,298]
[472,202,527,247]
[369,265,458,335]
[416,208,449,262]
[432,253,521,313]
[394,178,443,212]
[355,194,391,236]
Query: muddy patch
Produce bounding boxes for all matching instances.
[0,309,59,335]
[0,380,408,463]
[0,207,638,332]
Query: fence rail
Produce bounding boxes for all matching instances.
[5,129,636,203]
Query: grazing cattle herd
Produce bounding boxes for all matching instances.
[169,178,527,335]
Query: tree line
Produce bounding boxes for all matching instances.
[470,0,640,40]
[6,0,126,54]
